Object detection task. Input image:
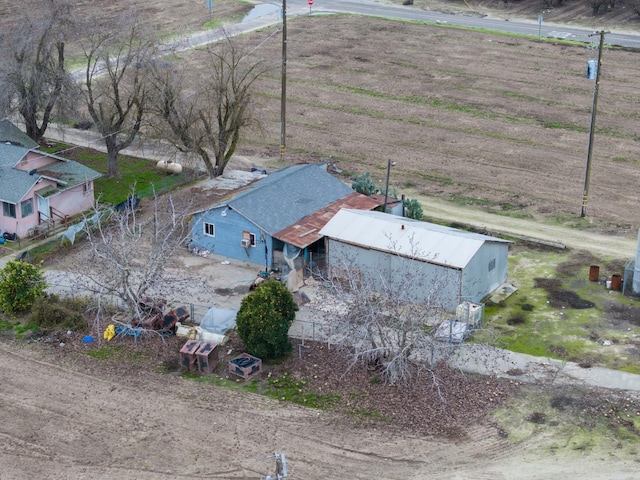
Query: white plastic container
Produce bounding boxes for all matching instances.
[196,327,227,345]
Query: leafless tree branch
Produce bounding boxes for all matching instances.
[0,0,78,141]
[80,12,156,177]
[147,31,275,178]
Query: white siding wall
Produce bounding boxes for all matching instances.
[462,243,509,304]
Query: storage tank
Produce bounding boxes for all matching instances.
[156,160,182,173]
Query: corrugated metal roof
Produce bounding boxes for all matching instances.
[319,209,510,269]
[274,191,384,248]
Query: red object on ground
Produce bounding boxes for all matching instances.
[196,341,219,374]
[228,353,262,379]
[180,340,200,372]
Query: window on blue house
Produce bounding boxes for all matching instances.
[204,222,215,237]
[242,231,257,247]
[488,258,496,272]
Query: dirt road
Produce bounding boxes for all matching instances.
[2,343,639,480]
[416,194,639,260]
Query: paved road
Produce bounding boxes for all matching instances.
[297,0,640,47]
[166,0,640,50]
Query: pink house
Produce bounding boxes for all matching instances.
[0,121,101,239]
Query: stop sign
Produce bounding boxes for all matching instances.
[308,0,313,5]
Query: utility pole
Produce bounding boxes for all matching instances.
[383,159,396,212]
[280,0,287,163]
[581,30,606,218]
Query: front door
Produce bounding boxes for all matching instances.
[37,195,49,222]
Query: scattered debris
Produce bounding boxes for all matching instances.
[132,305,190,332]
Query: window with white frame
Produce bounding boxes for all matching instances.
[2,202,16,219]
[84,182,91,193]
[242,231,257,247]
[204,222,215,237]
[20,198,34,217]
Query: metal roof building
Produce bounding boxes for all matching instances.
[319,209,511,312]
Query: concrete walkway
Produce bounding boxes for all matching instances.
[451,343,640,393]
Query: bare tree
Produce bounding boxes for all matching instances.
[148,33,273,178]
[628,0,640,15]
[312,235,481,386]
[542,0,565,7]
[80,14,154,178]
[0,0,77,142]
[69,191,196,322]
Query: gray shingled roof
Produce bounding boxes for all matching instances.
[0,140,101,205]
[0,168,39,204]
[38,155,102,186]
[225,164,353,234]
[0,120,39,149]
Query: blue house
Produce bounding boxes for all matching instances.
[190,163,382,274]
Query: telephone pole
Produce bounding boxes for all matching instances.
[581,30,606,218]
[280,0,287,163]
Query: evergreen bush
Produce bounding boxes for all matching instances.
[0,260,46,315]
[236,280,298,360]
[351,172,379,195]
[404,198,424,220]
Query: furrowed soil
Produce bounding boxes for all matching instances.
[2,1,640,479]
[236,12,640,237]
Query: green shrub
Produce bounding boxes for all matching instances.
[0,260,46,315]
[28,294,89,332]
[352,172,379,195]
[404,198,424,220]
[236,280,298,360]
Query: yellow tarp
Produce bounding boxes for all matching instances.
[103,324,116,341]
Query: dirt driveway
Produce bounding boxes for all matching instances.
[2,342,639,480]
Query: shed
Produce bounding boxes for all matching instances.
[319,209,511,312]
